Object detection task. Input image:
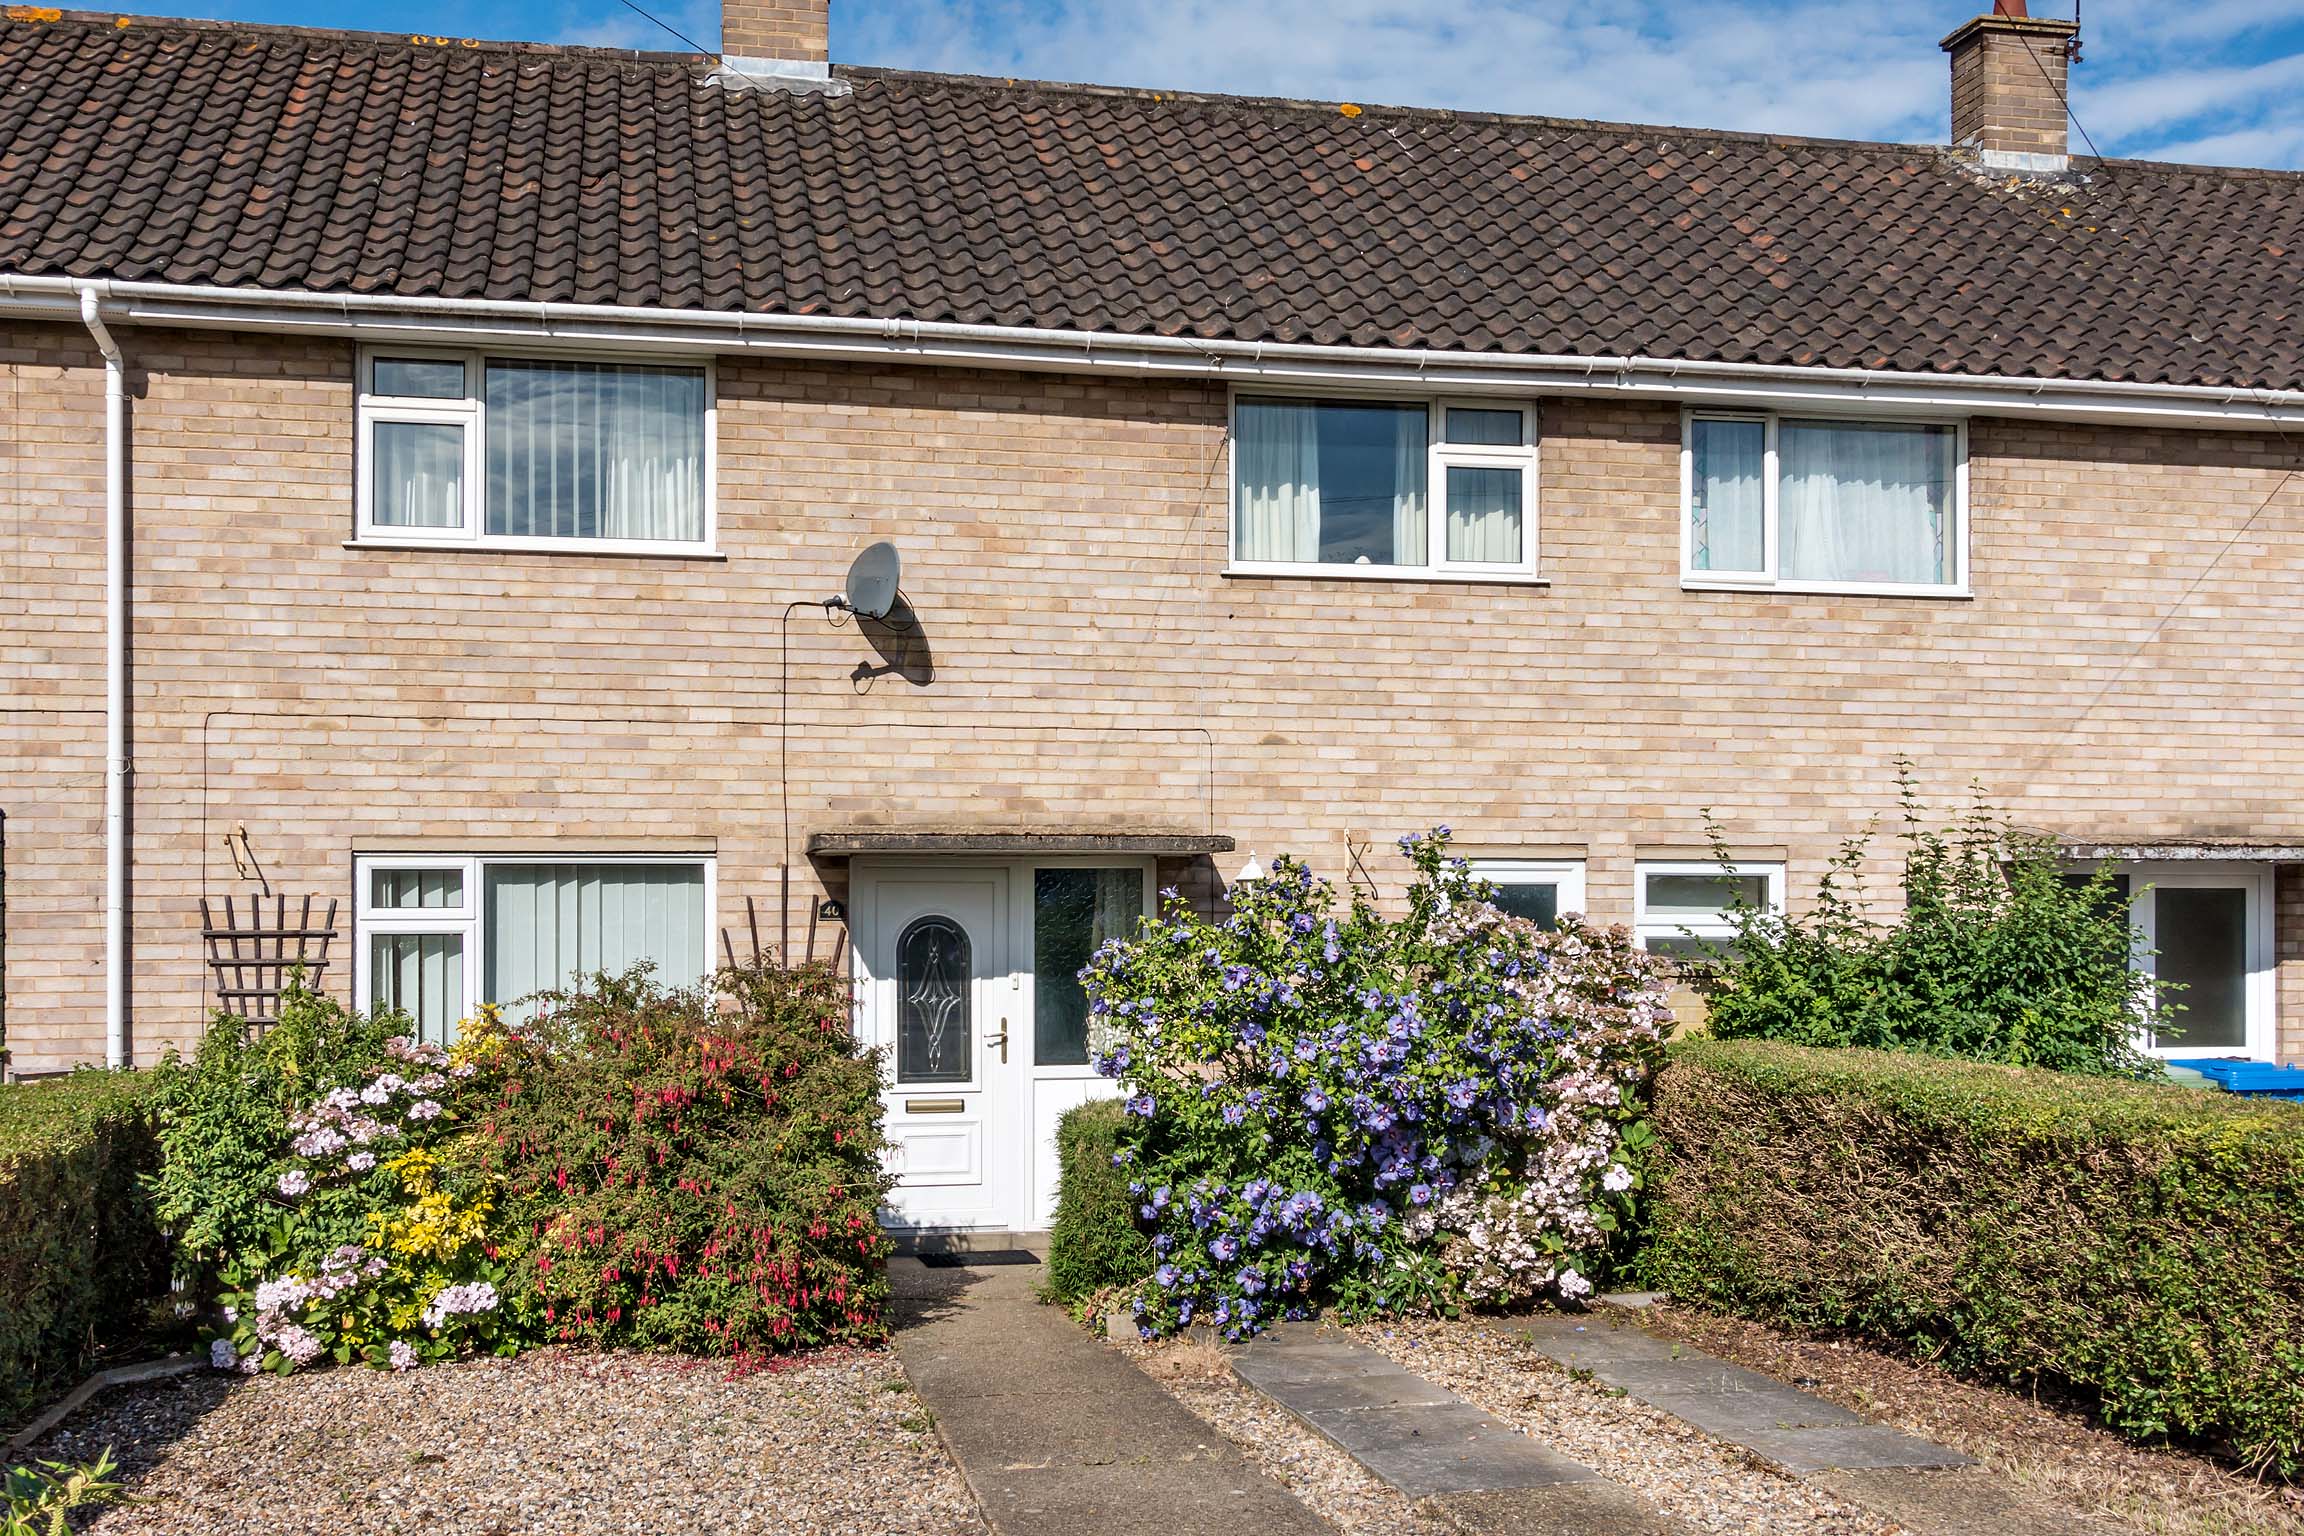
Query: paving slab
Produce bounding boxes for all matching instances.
[1809,1467,2133,1536]
[1430,1484,1691,1536]
[1492,1314,1973,1475]
[891,1259,1328,1536]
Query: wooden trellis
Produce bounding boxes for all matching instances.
[719,867,847,972]
[200,894,338,1024]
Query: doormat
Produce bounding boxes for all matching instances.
[916,1249,1040,1268]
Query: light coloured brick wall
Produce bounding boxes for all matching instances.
[7,321,2304,1071]
[722,0,826,61]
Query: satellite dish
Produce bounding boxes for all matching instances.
[841,541,901,621]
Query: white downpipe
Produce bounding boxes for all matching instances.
[77,283,128,1070]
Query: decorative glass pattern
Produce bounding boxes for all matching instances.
[898,915,972,1083]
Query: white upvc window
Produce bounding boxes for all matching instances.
[1229,393,1541,581]
[1681,410,1967,596]
[1634,861,1785,963]
[356,348,716,554]
[354,854,715,1044]
[1471,859,1587,930]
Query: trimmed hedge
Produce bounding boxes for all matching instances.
[1649,1038,2304,1475]
[1046,1098,1150,1303]
[0,1071,167,1427]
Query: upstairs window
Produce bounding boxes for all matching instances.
[358,351,713,552]
[1684,412,1964,594]
[1231,396,1539,578]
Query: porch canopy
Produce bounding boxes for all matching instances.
[806,829,1235,859]
[2056,838,2304,862]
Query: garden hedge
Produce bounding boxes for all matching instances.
[1648,1038,2304,1475]
[0,1070,167,1427]
[1045,1098,1150,1303]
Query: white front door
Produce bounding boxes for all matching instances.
[852,859,1146,1235]
[854,866,1029,1232]
[2128,861,2275,1061]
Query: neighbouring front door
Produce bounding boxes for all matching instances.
[2129,862,2275,1061]
[852,859,1146,1235]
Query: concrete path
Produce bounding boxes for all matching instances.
[889,1257,1329,1536]
[1500,1313,1970,1475]
[1232,1330,1686,1534]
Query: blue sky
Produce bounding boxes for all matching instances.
[122,0,2304,169]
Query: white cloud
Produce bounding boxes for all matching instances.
[835,0,2304,169]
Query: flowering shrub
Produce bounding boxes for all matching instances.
[476,958,894,1359]
[1088,831,1670,1340]
[207,1027,527,1375]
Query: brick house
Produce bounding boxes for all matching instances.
[4,0,2303,1236]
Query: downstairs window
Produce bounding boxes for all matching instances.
[355,855,712,1043]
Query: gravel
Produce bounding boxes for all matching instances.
[1105,1331,1452,1536]
[1107,1316,1889,1536]
[1640,1303,2302,1536]
[1346,1318,1897,1536]
[23,1348,984,1536]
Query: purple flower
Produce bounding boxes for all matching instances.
[1409,1183,1434,1205]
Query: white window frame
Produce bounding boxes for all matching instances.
[353,853,718,1030]
[1633,860,1785,954]
[355,346,719,556]
[1472,859,1588,924]
[1679,409,1969,598]
[2073,860,2276,1063]
[1225,389,1543,583]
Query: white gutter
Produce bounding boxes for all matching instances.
[5,272,2303,432]
[75,282,128,1070]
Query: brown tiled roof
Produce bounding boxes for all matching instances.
[3,10,2303,390]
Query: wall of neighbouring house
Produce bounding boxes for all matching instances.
[5,320,2303,1071]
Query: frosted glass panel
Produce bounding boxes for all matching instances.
[1489,882,1559,930]
[372,421,464,529]
[370,932,464,1046]
[898,916,972,1083]
[1690,417,1764,573]
[1645,872,1768,917]
[371,867,463,910]
[2153,886,2247,1049]
[1034,868,1141,1065]
[484,862,707,1009]
[486,360,706,542]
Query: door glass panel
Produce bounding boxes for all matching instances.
[1488,882,1559,930]
[2153,886,2248,1049]
[1034,869,1141,1065]
[370,932,464,1047]
[898,915,972,1083]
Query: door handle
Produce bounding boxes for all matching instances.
[986,1019,1009,1065]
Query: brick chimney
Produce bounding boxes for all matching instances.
[720,0,842,92]
[1941,1,2080,173]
